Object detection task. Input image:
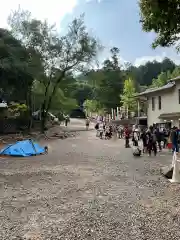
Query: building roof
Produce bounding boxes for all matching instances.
[168,76,180,82]
[159,112,180,119]
[136,76,180,97]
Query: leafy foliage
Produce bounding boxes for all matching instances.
[151,71,171,87]
[150,66,180,88]
[8,8,101,131]
[84,99,104,115]
[0,5,179,132]
[126,58,176,87]
[81,51,176,113]
[0,28,34,101]
[120,78,137,111]
[139,0,180,50]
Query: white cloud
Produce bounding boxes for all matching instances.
[0,0,78,30]
[134,52,167,67]
[134,52,180,67]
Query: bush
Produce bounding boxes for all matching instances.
[8,103,29,119]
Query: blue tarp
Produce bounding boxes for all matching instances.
[0,139,45,157]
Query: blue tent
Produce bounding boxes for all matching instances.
[0,139,46,157]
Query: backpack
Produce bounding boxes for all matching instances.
[133,147,141,156]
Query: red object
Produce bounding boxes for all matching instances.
[124,128,129,137]
[167,143,172,149]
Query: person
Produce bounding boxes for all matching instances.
[117,125,123,139]
[147,126,157,156]
[132,129,139,147]
[103,122,106,131]
[140,129,147,153]
[109,125,113,139]
[99,123,104,139]
[65,116,69,127]
[171,126,179,153]
[95,122,99,136]
[124,126,130,148]
[85,118,90,130]
[162,128,168,148]
[167,129,172,152]
[155,128,162,152]
[112,124,118,141]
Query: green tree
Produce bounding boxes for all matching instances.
[84,99,104,116]
[9,8,100,132]
[0,28,34,102]
[85,47,124,112]
[120,78,137,112]
[151,71,171,87]
[126,58,176,86]
[150,66,180,88]
[139,0,180,50]
[32,80,77,114]
[71,83,94,106]
[171,66,180,78]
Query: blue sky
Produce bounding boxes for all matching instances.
[0,0,179,67]
[61,0,180,66]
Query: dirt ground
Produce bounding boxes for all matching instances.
[0,122,180,239]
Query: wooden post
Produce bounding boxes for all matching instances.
[116,107,118,119]
[137,100,140,125]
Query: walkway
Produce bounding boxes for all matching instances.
[0,123,179,239]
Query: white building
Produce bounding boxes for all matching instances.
[137,76,180,128]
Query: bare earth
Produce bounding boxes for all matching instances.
[0,119,180,239]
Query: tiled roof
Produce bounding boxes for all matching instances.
[136,80,179,97]
[159,112,180,119]
[137,76,180,97]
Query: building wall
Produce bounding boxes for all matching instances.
[147,81,180,127]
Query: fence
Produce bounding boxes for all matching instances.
[0,119,30,134]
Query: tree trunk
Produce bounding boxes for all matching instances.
[40,79,51,133]
[40,102,47,133]
[27,88,33,132]
[41,113,46,133]
[40,72,65,133]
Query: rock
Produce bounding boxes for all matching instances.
[160,165,173,179]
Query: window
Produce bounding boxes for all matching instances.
[158,96,161,110]
[179,89,180,104]
[152,97,155,111]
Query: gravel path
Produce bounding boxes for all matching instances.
[0,127,180,239]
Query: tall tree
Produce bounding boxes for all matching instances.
[126,58,176,86]
[92,47,124,111]
[120,78,137,112]
[71,83,94,106]
[139,0,180,50]
[9,8,101,132]
[0,28,34,103]
[83,99,104,116]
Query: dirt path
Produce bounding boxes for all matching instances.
[0,129,180,239]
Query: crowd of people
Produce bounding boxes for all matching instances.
[131,125,180,156]
[95,121,117,139]
[94,121,180,157]
[142,126,180,156]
